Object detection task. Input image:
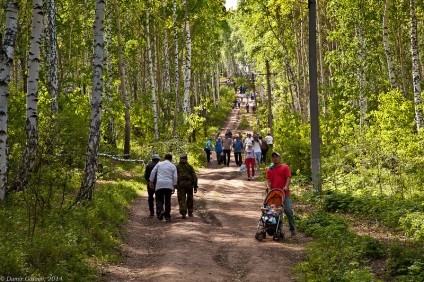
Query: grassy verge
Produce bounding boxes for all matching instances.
[0,162,141,280]
[293,186,424,281]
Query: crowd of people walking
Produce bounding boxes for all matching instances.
[142,80,296,235]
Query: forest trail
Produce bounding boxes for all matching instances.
[102,98,311,281]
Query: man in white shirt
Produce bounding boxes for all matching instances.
[149,154,178,222]
[265,132,273,148]
[252,134,262,169]
[243,133,253,150]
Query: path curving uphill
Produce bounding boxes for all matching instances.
[103,105,310,282]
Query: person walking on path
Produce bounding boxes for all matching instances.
[215,136,223,165]
[222,133,233,167]
[259,136,268,164]
[176,154,198,219]
[252,134,262,169]
[265,152,297,235]
[243,132,253,150]
[244,142,256,180]
[232,135,243,166]
[265,132,273,148]
[149,154,178,222]
[144,154,161,217]
[245,102,249,113]
[205,137,213,164]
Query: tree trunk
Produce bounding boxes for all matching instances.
[19,0,44,190]
[80,0,105,200]
[146,3,159,141]
[113,0,131,157]
[182,0,191,123]
[383,0,397,90]
[172,0,179,136]
[0,0,19,201]
[46,0,59,114]
[410,0,423,131]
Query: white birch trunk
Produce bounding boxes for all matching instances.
[215,62,220,108]
[0,0,18,200]
[46,0,59,114]
[146,4,159,141]
[113,0,131,155]
[358,29,368,131]
[24,0,44,177]
[162,0,171,94]
[383,0,397,89]
[172,0,180,136]
[104,1,116,147]
[80,0,105,200]
[410,0,423,131]
[211,71,216,105]
[182,0,191,123]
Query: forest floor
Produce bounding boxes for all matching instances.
[102,97,312,281]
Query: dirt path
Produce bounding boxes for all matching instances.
[103,104,310,281]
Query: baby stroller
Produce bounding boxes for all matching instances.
[255,188,285,241]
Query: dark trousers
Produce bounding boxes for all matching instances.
[216,151,223,164]
[234,152,242,166]
[177,185,194,214]
[155,188,172,219]
[223,149,231,165]
[205,149,211,163]
[147,185,155,215]
[261,149,268,163]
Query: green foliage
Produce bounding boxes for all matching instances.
[295,211,381,281]
[386,243,424,280]
[0,168,140,279]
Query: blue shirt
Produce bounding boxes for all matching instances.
[232,140,243,153]
[215,141,222,152]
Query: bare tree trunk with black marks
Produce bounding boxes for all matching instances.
[80,0,105,200]
[0,0,19,201]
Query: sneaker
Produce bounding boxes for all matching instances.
[247,177,251,181]
[251,176,255,180]
[165,217,171,222]
[291,229,297,236]
[188,213,193,217]
[158,211,164,221]
[181,214,186,219]
[149,213,154,218]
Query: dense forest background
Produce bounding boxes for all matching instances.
[0,0,423,280]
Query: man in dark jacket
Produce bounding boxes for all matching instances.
[176,154,198,219]
[144,154,160,217]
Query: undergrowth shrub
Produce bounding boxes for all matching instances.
[386,243,424,280]
[0,177,140,280]
[295,211,382,281]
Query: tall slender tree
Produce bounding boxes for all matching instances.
[0,0,19,201]
[172,0,180,136]
[113,0,131,157]
[182,0,192,123]
[146,2,160,141]
[80,0,105,200]
[16,0,44,190]
[410,0,423,132]
[46,0,59,114]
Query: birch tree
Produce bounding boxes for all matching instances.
[46,0,59,114]
[182,0,192,123]
[146,2,160,141]
[80,0,105,200]
[113,0,131,156]
[172,0,180,136]
[15,0,44,190]
[410,0,423,131]
[0,0,19,201]
[383,0,397,90]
